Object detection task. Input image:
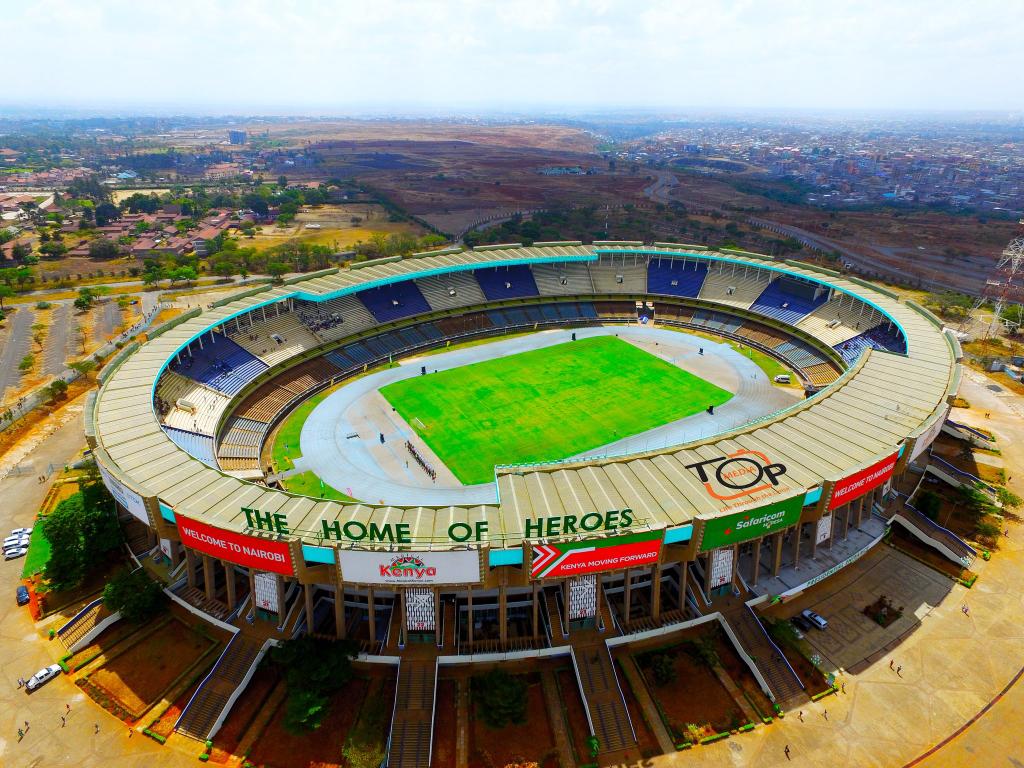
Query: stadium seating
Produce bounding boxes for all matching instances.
[297,294,379,343]
[796,294,886,347]
[164,426,217,466]
[414,272,487,312]
[473,264,539,300]
[646,258,709,298]
[357,280,433,323]
[834,322,906,365]
[697,262,772,309]
[170,334,269,396]
[531,263,594,296]
[749,278,829,324]
[588,263,647,293]
[229,312,320,367]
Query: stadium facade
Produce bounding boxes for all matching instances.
[87,242,959,663]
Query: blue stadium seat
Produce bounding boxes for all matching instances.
[170,334,269,395]
[834,323,905,365]
[356,280,432,323]
[647,259,708,298]
[474,265,540,300]
[164,426,217,466]
[750,279,829,325]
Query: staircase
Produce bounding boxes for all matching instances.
[892,508,976,566]
[178,586,231,621]
[574,644,635,754]
[387,660,435,768]
[543,588,568,645]
[175,636,262,740]
[723,607,805,706]
[58,600,112,650]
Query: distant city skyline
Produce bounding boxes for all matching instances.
[3,0,1023,114]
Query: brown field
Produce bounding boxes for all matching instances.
[469,673,558,768]
[432,678,458,768]
[244,203,425,252]
[556,667,593,763]
[86,618,217,718]
[245,675,387,768]
[209,665,282,763]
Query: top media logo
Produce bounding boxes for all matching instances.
[685,448,788,501]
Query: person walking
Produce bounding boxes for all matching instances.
[889,659,895,670]
[60,716,65,728]
[798,710,803,721]
[784,744,791,760]
[896,666,902,677]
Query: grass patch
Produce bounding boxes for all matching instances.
[21,523,51,578]
[381,335,732,484]
[281,471,358,502]
[667,326,799,385]
[271,386,341,472]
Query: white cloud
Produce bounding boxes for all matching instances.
[0,0,1021,112]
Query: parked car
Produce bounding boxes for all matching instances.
[773,374,791,384]
[10,527,32,536]
[791,614,813,632]
[801,609,828,630]
[3,535,29,547]
[4,547,27,561]
[25,664,62,692]
[15,586,29,606]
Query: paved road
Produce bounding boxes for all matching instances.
[0,307,34,404]
[93,302,119,344]
[642,171,679,204]
[42,303,72,377]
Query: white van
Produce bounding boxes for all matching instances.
[773,374,791,384]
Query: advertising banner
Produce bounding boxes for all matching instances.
[828,452,899,510]
[253,572,279,612]
[96,461,149,524]
[568,575,597,620]
[530,530,663,579]
[405,587,435,631]
[909,406,950,463]
[709,547,734,589]
[684,447,794,510]
[816,515,833,545]
[176,515,294,576]
[699,493,804,552]
[337,549,480,586]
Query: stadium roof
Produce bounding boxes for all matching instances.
[91,245,959,551]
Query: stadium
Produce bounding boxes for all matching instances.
[87,241,960,764]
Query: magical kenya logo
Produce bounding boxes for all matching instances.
[379,555,437,580]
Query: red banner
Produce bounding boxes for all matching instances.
[829,452,898,510]
[176,515,294,575]
[531,531,662,579]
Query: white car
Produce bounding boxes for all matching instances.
[3,536,29,549]
[10,527,32,536]
[801,609,828,630]
[4,547,27,560]
[25,664,62,692]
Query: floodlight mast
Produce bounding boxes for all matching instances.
[964,234,1024,339]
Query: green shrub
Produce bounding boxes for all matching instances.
[471,669,528,728]
[649,653,677,686]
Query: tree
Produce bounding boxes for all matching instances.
[94,202,121,227]
[169,266,198,287]
[143,262,166,287]
[39,241,67,258]
[648,653,677,686]
[102,568,166,622]
[278,175,288,188]
[471,670,528,728]
[916,490,942,520]
[268,636,357,733]
[0,285,12,309]
[997,486,1023,509]
[42,480,122,591]
[44,378,68,403]
[267,262,288,281]
[88,238,119,259]
[74,287,95,311]
[11,242,32,261]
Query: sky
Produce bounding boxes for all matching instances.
[2,0,1022,114]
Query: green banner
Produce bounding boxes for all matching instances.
[699,494,804,552]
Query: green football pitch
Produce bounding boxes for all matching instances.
[380,335,732,485]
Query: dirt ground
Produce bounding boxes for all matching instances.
[469,673,558,768]
[613,659,663,757]
[432,678,457,768]
[245,203,425,252]
[556,667,593,764]
[85,618,217,718]
[209,665,281,763]
[148,675,203,739]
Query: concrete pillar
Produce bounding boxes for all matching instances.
[367,588,376,644]
[223,562,236,610]
[498,585,508,645]
[304,583,314,635]
[623,569,633,622]
[202,555,216,601]
[772,532,784,577]
[399,589,406,644]
[532,582,540,640]
[810,524,819,559]
[335,581,346,639]
[731,544,740,588]
[651,564,662,621]
[562,579,570,636]
[433,588,441,645]
[751,538,761,587]
[843,503,852,540]
[275,575,286,626]
[185,548,197,588]
[466,587,473,645]
[679,563,688,608]
[167,542,181,569]
[792,524,803,568]
[248,569,257,615]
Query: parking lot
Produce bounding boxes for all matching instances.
[761,545,954,673]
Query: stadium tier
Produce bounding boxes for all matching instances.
[357,280,433,323]
[474,263,540,300]
[750,276,830,324]
[170,333,269,395]
[647,257,709,298]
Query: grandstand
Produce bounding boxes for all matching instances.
[297,294,378,343]
[474,264,540,300]
[169,333,268,396]
[357,281,432,323]
[647,257,709,298]
[155,371,232,436]
[588,261,647,293]
[413,271,486,311]
[229,311,320,367]
[797,292,887,347]
[697,261,772,309]
[530,262,594,295]
[750,276,830,324]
